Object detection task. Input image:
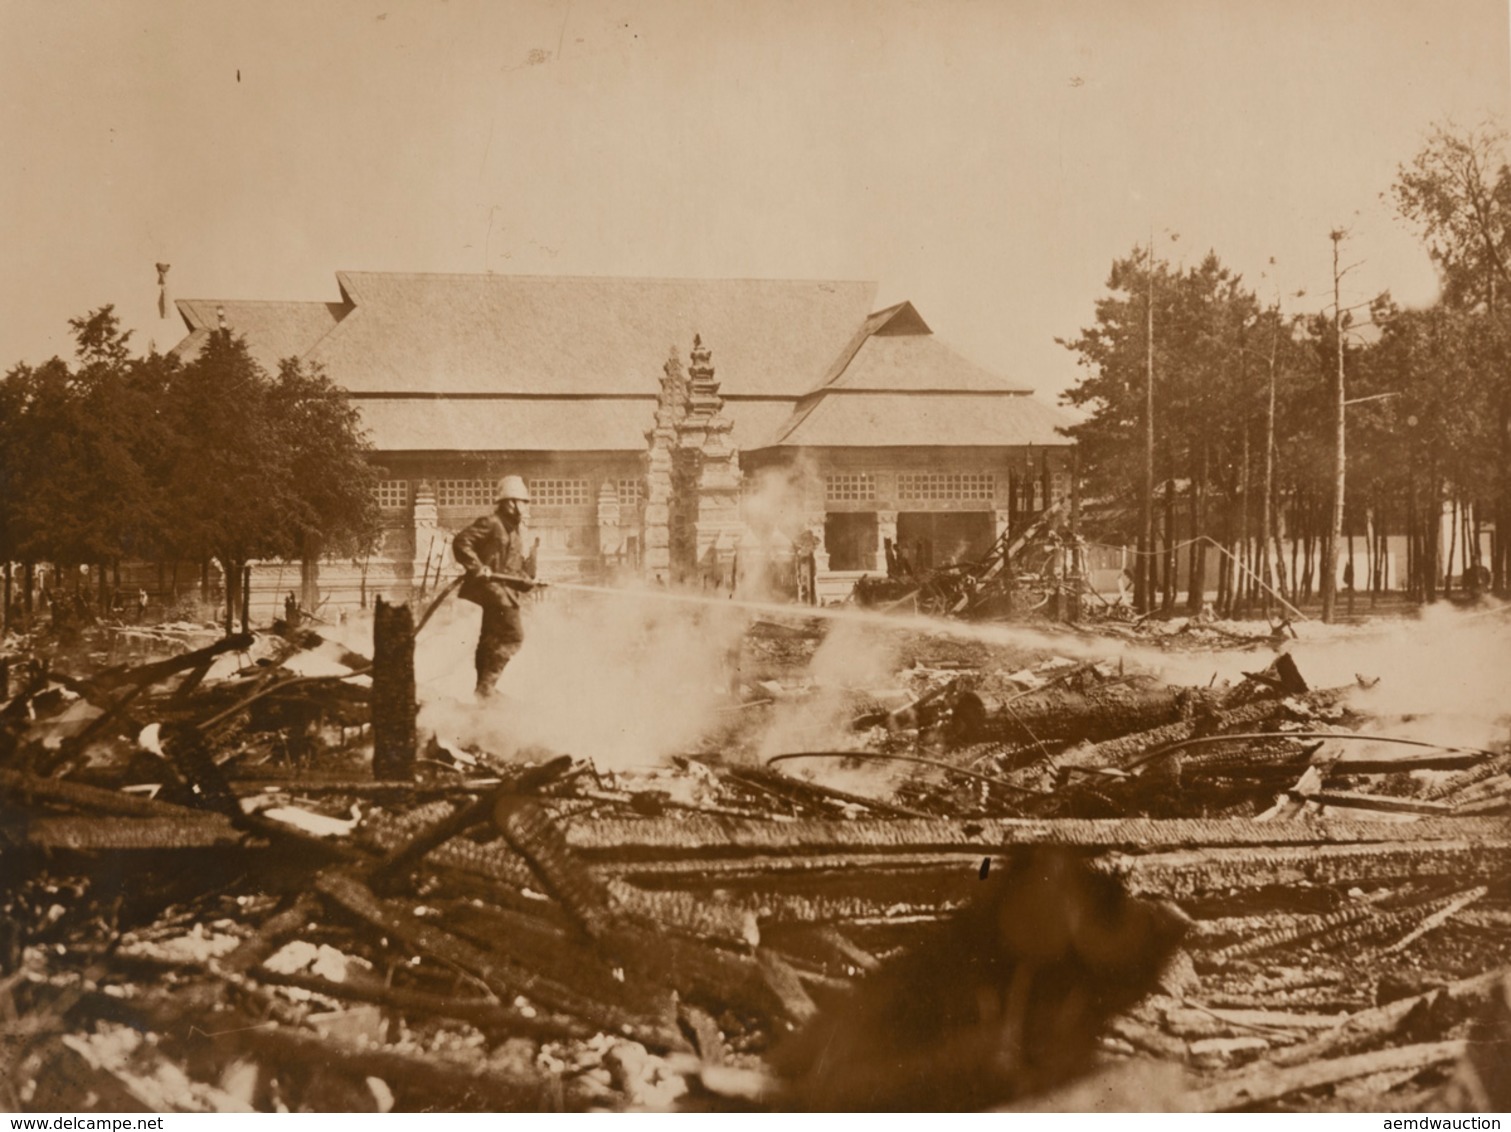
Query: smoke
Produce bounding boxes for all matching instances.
[736,458,822,602]
[416,586,750,770]
[1290,604,1511,749]
[754,619,904,762]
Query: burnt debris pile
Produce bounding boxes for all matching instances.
[0,607,1508,1113]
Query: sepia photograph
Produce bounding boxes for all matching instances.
[1,0,1509,1116]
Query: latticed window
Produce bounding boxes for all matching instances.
[374,480,409,510]
[617,479,644,505]
[529,478,590,506]
[436,479,495,508]
[897,472,995,501]
[825,473,876,502]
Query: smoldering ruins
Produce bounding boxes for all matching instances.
[1,563,1509,1112]
[3,3,1511,1112]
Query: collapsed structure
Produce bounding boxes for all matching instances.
[171,274,1075,611]
[1,605,1507,1112]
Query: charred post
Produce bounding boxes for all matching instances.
[371,596,417,781]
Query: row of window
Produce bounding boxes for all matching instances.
[823,472,998,502]
[374,479,645,510]
[378,472,1060,512]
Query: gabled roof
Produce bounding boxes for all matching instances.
[168,273,1069,457]
[753,391,1075,449]
[354,397,656,452]
[355,395,800,454]
[300,272,877,398]
[172,299,349,375]
[807,300,1029,395]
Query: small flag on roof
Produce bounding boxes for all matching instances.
[156,263,171,319]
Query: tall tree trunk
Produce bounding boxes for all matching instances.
[2,560,10,635]
[1187,449,1208,613]
[1162,477,1177,613]
[1496,400,1509,593]
[1346,513,1357,618]
[1424,474,1441,603]
[221,557,244,638]
[300,530,322,613]
[1235,427,1251,618]
[23,561,34,616]
[1445,497,1460,597]
[1406,476,1419,600]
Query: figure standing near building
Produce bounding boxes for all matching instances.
[453,476,540,699]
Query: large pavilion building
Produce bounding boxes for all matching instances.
[171,272,1075,610]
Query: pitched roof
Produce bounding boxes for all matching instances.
[173,299,348,375]
[353,397,656,452]
[168,273,1069,456]
[753,391,1075,450]
[354,395,802,454]
[819,327,1032,393]
[300,273,877,398]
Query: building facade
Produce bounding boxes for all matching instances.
[171,273,1075,611]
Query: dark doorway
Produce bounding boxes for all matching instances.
[897,511,995,570]
[825,512,879,571]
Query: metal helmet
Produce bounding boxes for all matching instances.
[496,475,531,503]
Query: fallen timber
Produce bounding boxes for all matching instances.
[949,679,1221,745]
[4,608,1509,1115]
[1001,686,1351,792]
[558,814,1511,858]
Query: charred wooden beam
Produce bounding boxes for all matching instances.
[367,757,572,888]
[1376,885,1489,956]
[0,769,206,819]
[1000,687,1350,792]
[949,681,1220,746]
[233,1022,556,1109]
[219,893,323,974]
[370,598,417,782]
[492,797,612,939]
[81,632,254,696]
[13,814,242,850]
[1422,752,1511,801]
[559,814,1511,859]
[1107,838,1511,900]
[1204,900,1383,965]
[158,720,241,815]
[249,966,591,1041]
[1300,789,1457,816]
[437,901,683,1022]
[313,869,681,1050]
[604,878,760,948]
[1185,1039,1465,1112]
[725,765,932,819]
[1265,964,1511,1070]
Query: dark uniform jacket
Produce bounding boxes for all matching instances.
[453,512,535,607]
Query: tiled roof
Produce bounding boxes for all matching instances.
[168,273,1068,456]
[354,395,804,453]
[303,273,877,398]
[353,397,656,452]
[819,327,1031,393]
[172,299,348,375]
[754,391,1075,450]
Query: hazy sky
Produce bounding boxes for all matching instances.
[2,0,1507,400]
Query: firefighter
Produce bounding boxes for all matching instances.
[453,475,539,699]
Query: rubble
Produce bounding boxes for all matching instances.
[0,604,1507,1113]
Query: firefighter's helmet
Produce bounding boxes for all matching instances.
[497,475,531,503]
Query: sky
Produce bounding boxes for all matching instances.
[1,0,1507,401]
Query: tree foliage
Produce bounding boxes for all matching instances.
[0,307,379,629]
[1060,119,1511,611]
